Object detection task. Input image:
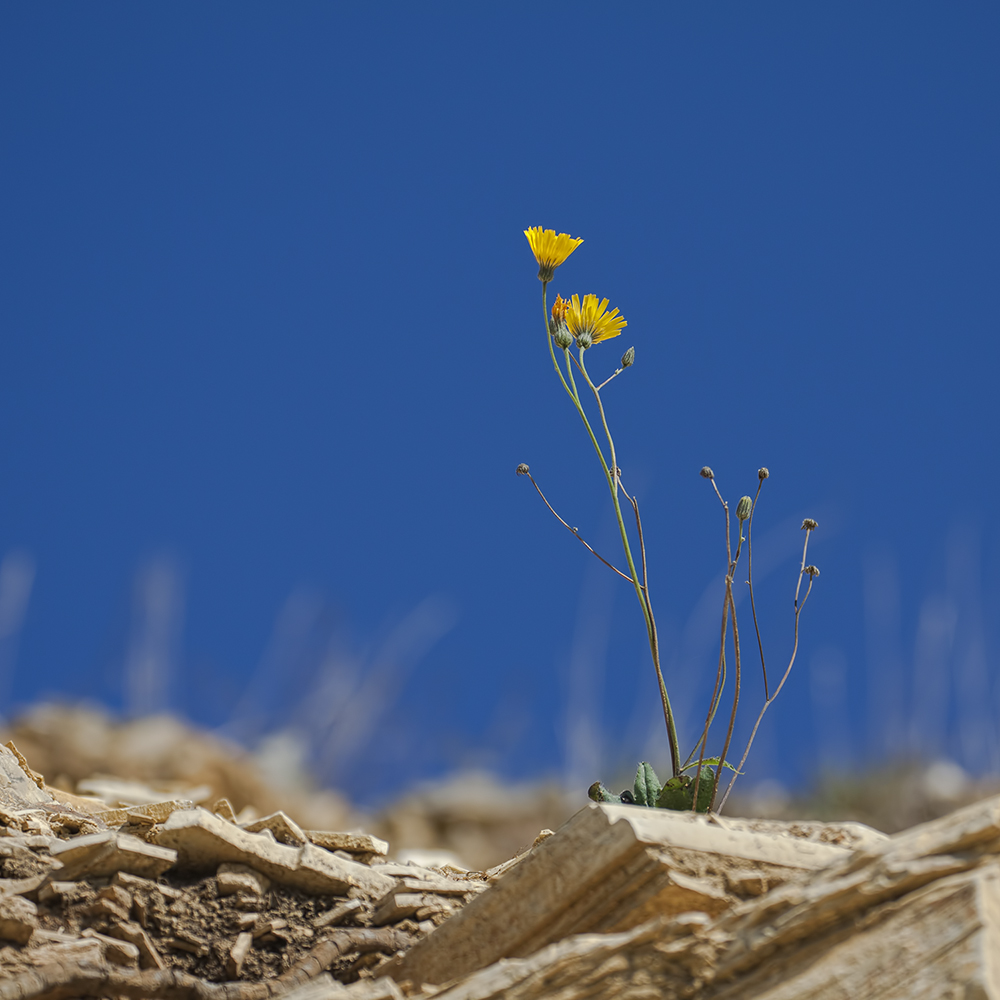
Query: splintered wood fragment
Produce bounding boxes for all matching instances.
[164,932,210,957]
[394,876,484,896]
[314,898,364,928]
[252,918,287,940]
[106,919,166,970]
[80,927,140,968]
[227,931,253,978]
[372,892,444,926]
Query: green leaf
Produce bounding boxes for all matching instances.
[680,757,742,775]
[655,768,718,812]
[692,767,716,813]
[588,781,622,804]
[656,775,693,811]
[633,761,661,806]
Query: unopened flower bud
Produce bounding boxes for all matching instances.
[801,518,818,531]
[736,496,753,521]
[621,346,635,368]
[516,463,530,476]
[758,467,769,480]
[575,330,593,350]
[553,325,573,349]
[805,565,820,577]
[700,466,714,479]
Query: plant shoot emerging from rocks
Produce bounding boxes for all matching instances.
[518,226,820,813]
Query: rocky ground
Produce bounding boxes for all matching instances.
[2,704,1000,998]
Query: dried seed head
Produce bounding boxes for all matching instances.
[621,346,635,368]
[736,496,753,521]
[700,466,714,480]
[575,330,593,350]
[758,467,770,480]
[801,518,818,531]
[516,463,530,476]
[805,565,820,578]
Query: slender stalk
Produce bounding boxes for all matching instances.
[578,350,680,775]
[746,479,768,699]
[710,589,741,810]
[692,486,746,810]
[595,367,624,391]
[524,471,633,583]
[717,528,817,811]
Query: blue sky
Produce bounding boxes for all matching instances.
[1,3,998,805]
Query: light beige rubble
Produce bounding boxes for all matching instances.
[0,895,37,945]
[48,829,177,880]
[152,807,397,896]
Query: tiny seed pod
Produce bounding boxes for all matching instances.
[516,463,530,476]
[588,781,622,804]
[805,565,821,577]
[700,466,714,479]
[801,518,818,531]
[758,467,770,480]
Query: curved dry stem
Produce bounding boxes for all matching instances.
[717,528,817,812]
[524,471,633,583]
[746,478,768,698]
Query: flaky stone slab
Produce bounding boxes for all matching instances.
[48,830,177,880]
[152,808,396,896]
[0,746,52,812]
[0,894,37,944]
[385,802,869,988]
[306,831,389,857]
[241,810,308,845]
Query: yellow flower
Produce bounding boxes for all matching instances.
[524,227,583,281]
[565,293,627,347]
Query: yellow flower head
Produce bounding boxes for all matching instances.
[551,294,570,327]
[565,293,627,347]
[524,227,583,281]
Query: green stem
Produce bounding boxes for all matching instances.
[577,351,680,776]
